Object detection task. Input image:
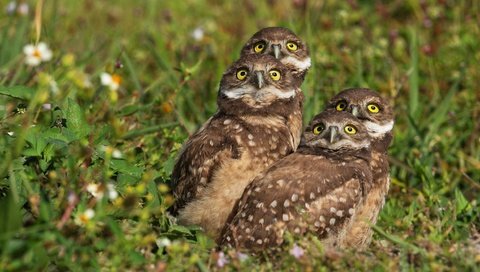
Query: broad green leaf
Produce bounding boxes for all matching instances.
[146,180,160,208]
[31,242,49,269]
[0,192,22,236]
[65,98,90,140]
[455,189,470,214]
[168,224,193,235]
[39,198,52,222]
[117,173,139,190]
[110,159,144,178]
[24,128,47,157]
[0,85,34,100]
[43,127,71,145]
[117,104,141,116]
[162,154,176,176]
[2,239,27,256]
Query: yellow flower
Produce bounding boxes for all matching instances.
[61,53,76,67]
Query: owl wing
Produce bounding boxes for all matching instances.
[220,151,370,249]
[169,115,240,214]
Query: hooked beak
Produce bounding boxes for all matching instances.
[255,71,264,89]
[351,106,359,117]
[272,44,281,59]
[328,126,339,144]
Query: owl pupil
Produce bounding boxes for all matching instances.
[272,72,277,76]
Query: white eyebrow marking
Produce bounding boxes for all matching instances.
[281,56,311,71]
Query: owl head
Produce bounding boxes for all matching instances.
[218,54,301,112]
[240,27,310,76]
[325,88,394,144]
[302,110,371,151]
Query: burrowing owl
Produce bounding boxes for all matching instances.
[241,27,311,78]
[219,110,373,251]
[325,88,394,248]
[240,27,310,145]
[169,54,304,240]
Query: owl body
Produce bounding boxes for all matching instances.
[326,88,394,248]
[219,111,373,251]
[170,54,303,239]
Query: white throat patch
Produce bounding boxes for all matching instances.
[222,87,254,99]
[364,120,394,138]
[310,138,371,150]
[222,86,296,100]
[261,86,296,99]
[282,56,311,71]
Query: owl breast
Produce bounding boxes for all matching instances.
[340,150,390,248]
[177,113,301,240]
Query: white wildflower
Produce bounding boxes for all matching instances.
[23,42,52,66]
[75,208,95,225]
[191,27,204,41]
[107,183,118,200]
[112,149,122,159]
[156,237,172,247]
[6,1,16,15]
[100,72,121,91]
[86,183,104,199]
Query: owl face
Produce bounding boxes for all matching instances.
[326,88,394,139]
[303,110,370,151]
[219,54,300,106]
[240,27,311,74]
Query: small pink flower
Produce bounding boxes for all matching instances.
[236,252,248,262]
[17,2,28,15]
[42,103,52,110]
[289,244,304,259]
[216,252,229,268]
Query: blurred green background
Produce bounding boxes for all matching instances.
[0,0,479,270]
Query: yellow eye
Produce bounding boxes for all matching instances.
[269,70,281,81]
[313,124,324,135]
[254,42,265,53]
[367,103,380,113]
[336,101,347,111]
[286,42,298,51]
[236,69,248,80]
[344,125,357,135]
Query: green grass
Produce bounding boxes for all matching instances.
[0,0,479,270]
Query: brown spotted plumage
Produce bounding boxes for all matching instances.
[219,111,373,251]
[325,88,394,248]
[169,54,304,240]
[241,27,311,79]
